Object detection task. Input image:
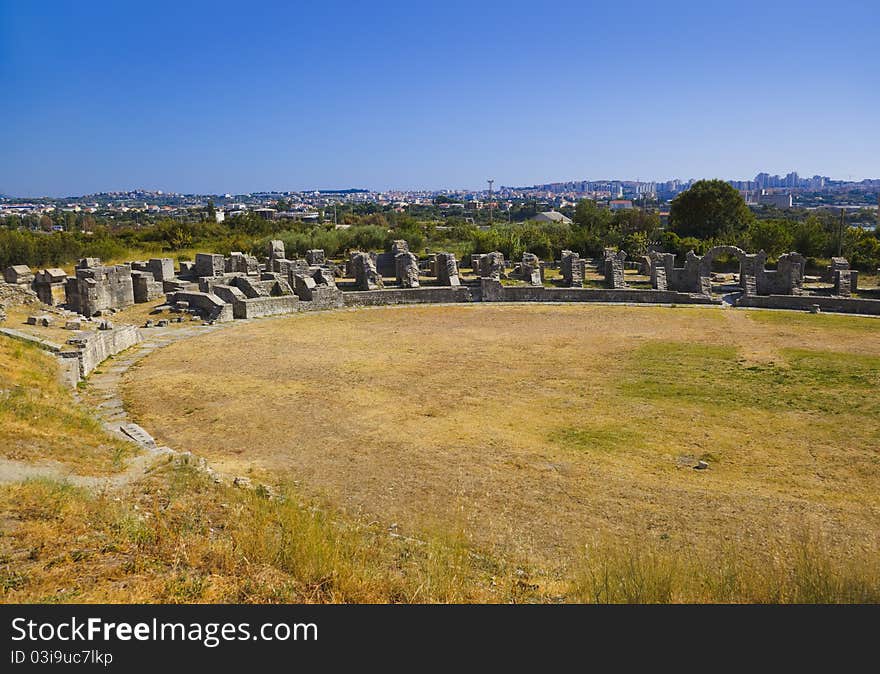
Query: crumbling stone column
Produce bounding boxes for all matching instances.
[520,252,542,286]
[560,250,583,287]
[604,250,627,289]
[436,252,461,286]
[834,269,852,297]
[479,251,505,280]
[395,251,420,288]
[352,252,383,290]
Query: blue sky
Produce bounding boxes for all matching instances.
[0,0,877,196]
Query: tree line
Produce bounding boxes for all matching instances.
[2,180,878,272]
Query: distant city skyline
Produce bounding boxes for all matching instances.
[1,1,878,197]
[4,169,880,201]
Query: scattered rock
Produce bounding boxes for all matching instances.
[694,460,709,470]
[143,319,154,328]
[233,476,252,489]
[156,319,169,327]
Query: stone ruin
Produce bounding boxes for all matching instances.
[4,265,34,286]
[267,240,287,272]
[194,252,226,278]
[351,251,383,290]
[33,268,68,306]
[304,249,324,266]
[828,257,858,295]
[649,246,804,297]
[376,240,409,277]
[602,249,627,289]
[511,253,542,286]
[65,259,134,316]
[478,251,505,280]
[395,250,420,288]
[560,250,584,287]
[128,258,175,303]
[435,252,461,286]
[225,252,260,275]
[833,268,852,297]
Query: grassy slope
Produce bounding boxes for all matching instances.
[0,337,133,474]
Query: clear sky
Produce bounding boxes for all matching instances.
[1,0,877,196]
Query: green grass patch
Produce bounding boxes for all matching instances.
[746,309,880,333]
[621,341,880,416]
[550,425,643,453]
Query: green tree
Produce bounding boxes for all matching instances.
[668,180,753,240]
[573,199,612,235]
[746,219,794,258]
[790,215,829,258]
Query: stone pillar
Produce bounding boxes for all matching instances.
[395,251,420,288]
[520,252,542,286]
[352,252,382,290]
[479,251,505,280]
[560,250,583,287]
[604,251,627,289]
[268,240,286,271]
[436,252,461,286]
[654,265,668,291]
[833,269,852,297]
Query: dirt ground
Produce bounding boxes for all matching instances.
[121,304,880,569]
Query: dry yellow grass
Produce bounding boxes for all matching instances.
[0,337,133,474]
[121,304,880,580]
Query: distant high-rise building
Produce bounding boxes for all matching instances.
[757,191,792,209]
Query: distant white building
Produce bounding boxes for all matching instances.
[533,210,572,224]
[757,192,792,209]
[609,200,634,211]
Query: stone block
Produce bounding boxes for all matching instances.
[4,265,33,285]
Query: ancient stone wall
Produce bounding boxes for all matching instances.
[737,294,880,315]
[62,324,142,382]
[342,286,473,306]
[165,291,234,322]
[479,278,719,305]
